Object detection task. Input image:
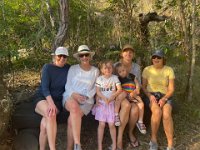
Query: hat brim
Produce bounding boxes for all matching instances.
[73,51,95,60]
[152,54,164,57]
[122,48,134,52]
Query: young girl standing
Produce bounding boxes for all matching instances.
[93,60,122,150]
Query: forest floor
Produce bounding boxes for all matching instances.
[0,69,200,150]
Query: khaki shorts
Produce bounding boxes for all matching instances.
[63,96,93,115]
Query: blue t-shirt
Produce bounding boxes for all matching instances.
[36,63,70,101]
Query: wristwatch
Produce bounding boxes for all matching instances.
[163,97,168,102]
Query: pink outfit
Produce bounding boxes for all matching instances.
[92,100,115,123]
[92,75,120,123]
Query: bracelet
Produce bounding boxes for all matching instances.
[163,97,168,102]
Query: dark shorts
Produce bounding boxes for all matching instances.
[33,92,63,112]
[143,92,173,108]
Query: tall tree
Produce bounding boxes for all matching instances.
[188,0,197,101]
[52,0,69,51]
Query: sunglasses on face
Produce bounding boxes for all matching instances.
[57,55,67,58]
[79,53,90,58]
[152,55,162,59]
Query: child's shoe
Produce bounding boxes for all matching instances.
[114,115,121,126]
[136,122,147,134]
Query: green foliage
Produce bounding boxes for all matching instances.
[0,0,199,104]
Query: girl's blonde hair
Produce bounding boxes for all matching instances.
[98,60,113,74]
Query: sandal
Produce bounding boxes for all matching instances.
[114,115,121,126]
[136,122,147,134]
[129,138,139,148]
[116,148,123,150]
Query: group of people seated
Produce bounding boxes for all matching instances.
[33,44,175,150]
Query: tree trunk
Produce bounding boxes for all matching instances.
[139,12,168,49]
[0,68,12,139]
[138,12,167,67]
[45,0,55,28]
[52,0,69,51]
[188,0,197,101]
[178,0,190,60]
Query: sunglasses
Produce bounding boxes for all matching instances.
[79,53,90,58]
[57,55,67,58]
[152,56,162,59]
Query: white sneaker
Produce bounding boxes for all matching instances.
[166,147,175,150]
[74,144,82,150]
[149,141,158,150]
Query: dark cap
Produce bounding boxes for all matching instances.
[122,44,134,52]
[152,50,164,57]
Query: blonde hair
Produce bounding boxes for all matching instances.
[98,60,113,75]
[114,63,126,76]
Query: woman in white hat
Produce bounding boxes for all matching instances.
[34,47,70,150]
[63,45,99,150]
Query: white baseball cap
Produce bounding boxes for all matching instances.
[54,47,69,56]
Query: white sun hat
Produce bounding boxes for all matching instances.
[73,45,95,59]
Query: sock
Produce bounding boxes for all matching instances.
[138,120,143,123]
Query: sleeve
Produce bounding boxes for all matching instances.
[168,67,175,79]
[41,64,51,97]
[136,65,141,85]
[87,68,99,99]
[114,75,121,86]
[95,76,101,87]
[63,66,76,98]
[142,67,148,79]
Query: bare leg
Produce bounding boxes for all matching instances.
[117,99,131,149]
[67,116,74,150]
[115,92,126,114]
[128,103,139,141]
[108,123,116,150]
[35,100,57,150]
[136,96,144,123]
[65,98,84,145]
[162,104,174,148]
[97,122,105,150]
[150,103,162,143]
[39,118,47,150]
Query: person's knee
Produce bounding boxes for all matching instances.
[121,100,131,110]
[138,101,144,109]
[130,104,139,115]
[163,111,172,121]
[99,122,106,129]
[46,115,57,123]
[67,101,81,114]
[108,123,115,129]
[152,107,162,117]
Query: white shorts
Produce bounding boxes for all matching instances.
[63,96,93,115]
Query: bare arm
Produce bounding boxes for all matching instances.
[158,79,174,107]
[134,77,140,95]
[96,86,108,103]
[109,84,122,102]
